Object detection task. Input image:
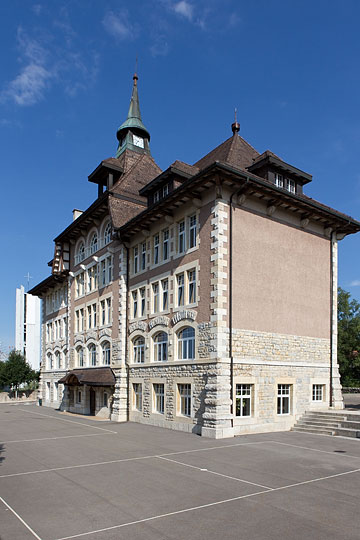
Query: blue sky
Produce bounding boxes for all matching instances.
[1,0,360,353]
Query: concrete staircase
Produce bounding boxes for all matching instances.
[292,411,360,438]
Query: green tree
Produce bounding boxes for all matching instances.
[337,287,360,385]
[0,350,37,396]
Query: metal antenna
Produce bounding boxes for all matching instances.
[234,107,237,123]
[24,272,33,292]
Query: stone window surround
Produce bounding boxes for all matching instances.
[45,315,68,344]
[276,378,295,416]
[131,379,143,412]
[310,378,328,404]
[44,345,68,371]
[74,336,112,368]
[74,217,113,265]
[174,377,194,421]
[151,379,166,416]
[232,377,257,426]
[73,293,113,333]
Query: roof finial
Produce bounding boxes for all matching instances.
[133,56,138,86]
[231,107,240,135]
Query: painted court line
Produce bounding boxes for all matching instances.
[157,455,273,490]
[53,468,360,540]
[0,496,42,540]
[18,408,118,434]
[269,440,360,460]
[0,433,114,444]
[0,441,269,479]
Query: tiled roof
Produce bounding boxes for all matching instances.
[111,151,162,200]
[58,367,116,386]
[194,134,259,171]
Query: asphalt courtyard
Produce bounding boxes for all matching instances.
[1,404,360,540]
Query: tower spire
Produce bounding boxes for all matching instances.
[116,72,151,158]
[231,107,240,135]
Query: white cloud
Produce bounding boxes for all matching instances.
[102,10,135,40]
[173,1,193,21]
[4,64,51,106]
[32,4,42,16]
[350,280,360,287]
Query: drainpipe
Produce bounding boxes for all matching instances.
[229,180,249,424]
[125,245,130,421]
[329,233,334,408]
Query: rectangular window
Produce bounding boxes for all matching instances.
[80,308,84,332]
[152,282,159,313]
[161,279,168,311]
[153,383,164,414]
[277,384,291,415]
[75,311,80,333]
[275,173,284,188]
[87,266,97,293]
[153,190,160,203]
[101,300,106,325]
[133,246,139,274]
[133,383,142,411]
[103,392,108,408]
[178,220,185,253]
[87,306,92,329]
[107,256,113,283]
[189,215,197,249]
[162,229,169,261]
[188,269,196,304]
[140,287,146,316]
[101,260,106,287]
[178,383,191,417]
[312,384,324,402]
[77,391,82,404]
[177,273,184,306]
[286,178,296,194]
[235,384,252,417]
[141,242,146,270]
[106,298,112,324]
[153,234,159,265]
[92,304,97,328]
[132,290,138,318]
[163,183,169,197]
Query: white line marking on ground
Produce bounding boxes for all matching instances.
[0,433,114,444]
[157,455,273,490]
[269,440,360,460]
[17,408,118,434]
[0,496,43,540]
[0,441,269,479]
[53,468,360,540]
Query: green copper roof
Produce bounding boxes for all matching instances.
[116,74,150,142]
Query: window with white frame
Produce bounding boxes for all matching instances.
[133,246,139,274]
[312,384,324,402]
[178,383,191,417]
[77,242,85,264]
[75,272,85,298]
[77,347,84,367]
[104,223,111,245]
[100,256,113,288]
[140,287,146,317]
[133,383,142,411]
[152,282,159,313]
[178,220,185,253]
[106,298,112,324]
[132,290,138,318]
[188,269,196,304]
[87,304,97,329]
[277,384,291,415]
[275,173,284,188]
[141,242,147,270]
[133,336,145,363]
[55,351,61,369]
[177,327,195,360]
[102,341,111,365]
[90,233,98,254]
[162,229,169,261]
[177,273,184,306]
[163,183,169,197]
[87,265,98,293]
[235,384,252,417]
[47,353,53,370]
[189,215,197,249]
[153,234,160,265]
[153,383,164,414]
[153,332,168,362]
[101,300,106,325]
[89,344,97,366]
[161,279,168,311]
[286,178,296,194]
[153,190,160,203]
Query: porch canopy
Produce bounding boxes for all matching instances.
[58,367,115,387]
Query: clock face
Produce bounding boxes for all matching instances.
[133,134,144,148]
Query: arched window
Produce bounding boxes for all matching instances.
[104,223,112,246]
[63,349,68,369]
[133,336,145,363]
[78,242,85,263]
[76,347,84,367]
[88,344,97,366]
[55,351,61,369]
[177,327,195,360]
[102,341,111,365]
[153,332,168,362]
[47,353,53,370]
[90,233,98,254]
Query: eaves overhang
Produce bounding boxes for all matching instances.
[28,274,66,297]
[88,161,123,186]
[54,192,109,243]
[117,161,360,240]
[139,165,193,196]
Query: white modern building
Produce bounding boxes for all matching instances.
[15,285,41,371]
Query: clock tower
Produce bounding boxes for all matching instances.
[116,73,151,158]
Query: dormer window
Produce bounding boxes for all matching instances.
[275,173,284,188]
[286,179,296,194]
[163,184,169,197]
[153,190,160,203]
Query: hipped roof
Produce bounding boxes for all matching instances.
[58,368,115,387]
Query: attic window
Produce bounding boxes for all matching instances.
[153,183,169,205]
[275,173,284,188]
[286,179,296,194]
